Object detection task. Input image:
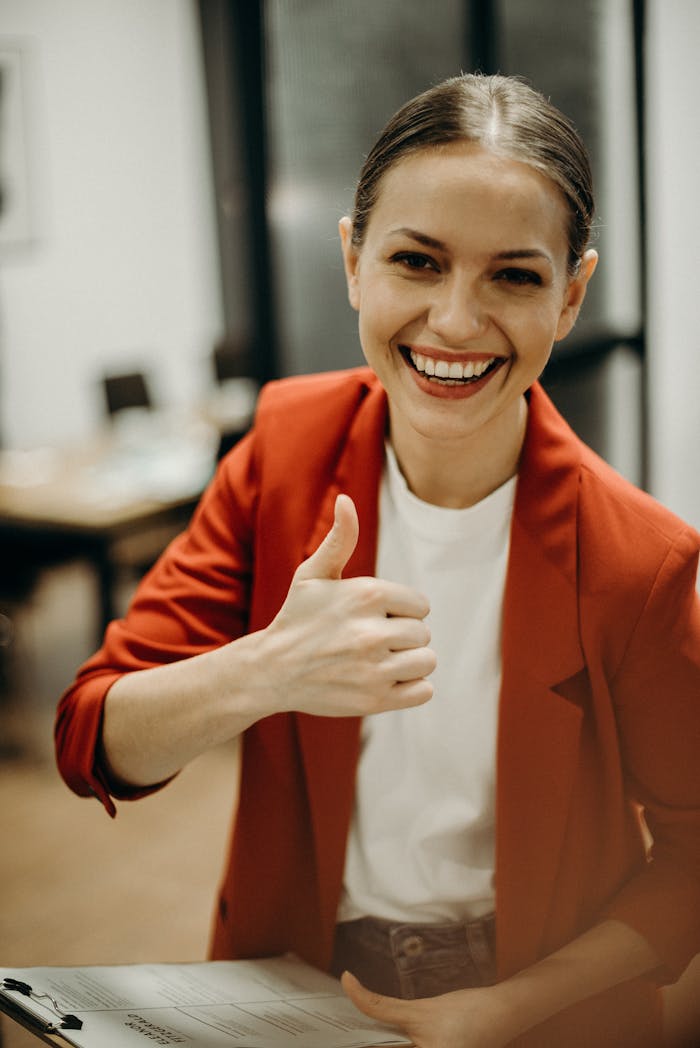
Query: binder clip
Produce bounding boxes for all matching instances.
[2,977,83,1031]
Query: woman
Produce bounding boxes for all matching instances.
[55,74,700,1047]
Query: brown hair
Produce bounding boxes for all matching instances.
[351,73,594,275]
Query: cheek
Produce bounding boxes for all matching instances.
[357,303,408,373]
[358,283,406,338]
[358,307,389,357]
[498,296,565,345]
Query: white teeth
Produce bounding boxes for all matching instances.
[409,350,496,381]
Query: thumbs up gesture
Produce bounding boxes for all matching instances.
[259,494,436,718]
[294,492,361,582]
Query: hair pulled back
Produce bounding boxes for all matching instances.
[351,74,594,274]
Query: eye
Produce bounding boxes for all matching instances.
[494,267,543,287]
[390,252,439,272]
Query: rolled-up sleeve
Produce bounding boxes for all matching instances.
[54,430,258,815]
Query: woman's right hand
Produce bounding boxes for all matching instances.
[256,493,436,718]
[99,494,435,790]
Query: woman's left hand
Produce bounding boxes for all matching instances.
[341,971,515,1048]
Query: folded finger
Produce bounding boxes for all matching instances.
[383,617,432,651]
[379,581,431,620]
[387,678,434,709]
[385,647,437,683]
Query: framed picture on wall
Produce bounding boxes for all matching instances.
[0,41,34,252]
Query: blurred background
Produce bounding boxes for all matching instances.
[0,1,698,1045]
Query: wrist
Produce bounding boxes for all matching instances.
[217,627,290,726]
[490,954,591,1041]
[486,919,661,1041]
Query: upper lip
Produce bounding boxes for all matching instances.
[401,344,504,363]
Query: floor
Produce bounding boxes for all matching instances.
[1,564,699,1048]
[0,564,238,1048]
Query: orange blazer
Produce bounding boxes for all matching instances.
[56,369,700,1047]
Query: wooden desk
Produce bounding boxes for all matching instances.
[0,415,217,637]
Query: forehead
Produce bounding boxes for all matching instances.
[366,142,569,255]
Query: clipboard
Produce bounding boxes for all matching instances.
[0,958,412,1047]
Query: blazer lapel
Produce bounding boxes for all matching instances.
[296,378,388,952]
[495,384,587,976]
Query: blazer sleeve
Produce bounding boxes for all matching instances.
[600,526,700,980]
[54,430,259,816]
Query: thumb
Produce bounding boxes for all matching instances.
[341,971,409,1029]
[295,494,359,581]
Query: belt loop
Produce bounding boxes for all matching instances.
[465,914,497,985]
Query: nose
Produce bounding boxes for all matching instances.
[427,275,488,345]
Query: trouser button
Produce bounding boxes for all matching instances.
[402,935,424,957]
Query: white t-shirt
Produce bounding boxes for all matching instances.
[338,443,516,924]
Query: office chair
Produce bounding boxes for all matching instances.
[210,340,258,459]
[100,370,182,596]
[212,338,252,384]
[102,371,153,418]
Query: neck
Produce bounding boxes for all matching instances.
[388,397,528,508]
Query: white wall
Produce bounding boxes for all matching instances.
[0,0,223,448]
[646,0,700,530]
[1,0,697,532]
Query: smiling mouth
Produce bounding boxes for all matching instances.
[401,347,505,385]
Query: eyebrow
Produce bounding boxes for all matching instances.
[390,228,447,251]
[493,248,553,265]
[389,227,553,266]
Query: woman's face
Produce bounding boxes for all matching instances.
[340,142,597,455]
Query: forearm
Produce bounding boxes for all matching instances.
[99,629,273,789]
[493,918,660,1041]
[344,918,662,1047]
[99,494,434,791]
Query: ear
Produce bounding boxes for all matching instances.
[554,249,598,342]
[339,216,361,312]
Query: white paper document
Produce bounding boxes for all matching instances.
[0,954,412,1047]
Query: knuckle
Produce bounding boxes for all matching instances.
[417,621,431,645]
[349,624,382,654]
[351,576,383,607]
[417,678,434,701]
[398,678,433,707]
[424,647,438,671]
